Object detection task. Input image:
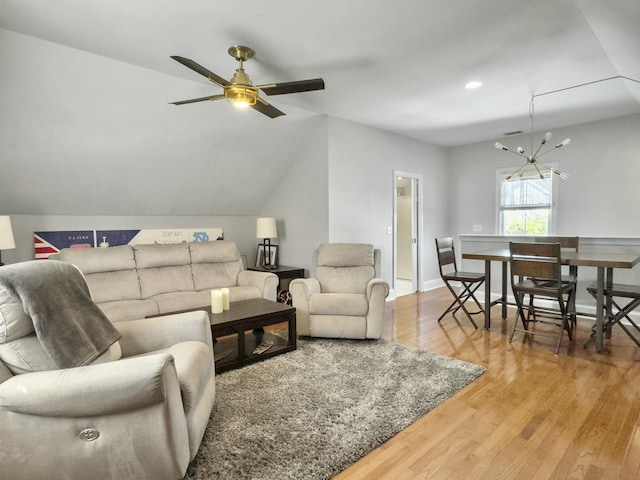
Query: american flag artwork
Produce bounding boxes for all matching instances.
[34,228,224,259]
[34,231,95,260]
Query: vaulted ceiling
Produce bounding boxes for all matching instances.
[3,0,639,145]
[1,0,639,215]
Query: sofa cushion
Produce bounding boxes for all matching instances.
[134,243,191,269]
[190,241,242,291]
[55,246,143,303]
[228,286,262,302]
[98,300,160,323]
[309,315,367,339]
[0,287,33,344]
[56,245,136,274]
[315,243,375,294]
[309,293,369,316]
[317,243,374,267]
[152,291,211,315]
[189,241,240,263]
[192,263,241,291]
[138,265,195,299]
[0,283,123,373]
[134,244,196,298]
[85,270,142,303]
[316,266,374,294]
[0,335,122,375]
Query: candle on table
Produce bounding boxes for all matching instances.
[211,289,223,314]
[221,288,230,310]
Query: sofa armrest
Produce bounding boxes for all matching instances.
[290,278,321,336]
[365,278,390,339]
[116,311,213,357]
[0,354,175,417]
[237,270,278,301]
[366,278,390,301]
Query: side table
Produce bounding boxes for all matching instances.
[248,264,305,290]
[248,265,305,305]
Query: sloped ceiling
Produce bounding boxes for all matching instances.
[1,0,639,215]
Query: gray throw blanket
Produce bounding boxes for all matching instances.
[0,260,121,369]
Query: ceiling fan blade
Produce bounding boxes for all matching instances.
[170,94,225,105]
[258,78,325,96]
[170,56,231,87]
[250,97,285,118]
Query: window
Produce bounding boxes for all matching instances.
[497,166,558,235]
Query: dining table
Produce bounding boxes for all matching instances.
[461,248,640,352]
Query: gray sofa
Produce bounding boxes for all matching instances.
[0,260,216,480]
[51,240,278,322]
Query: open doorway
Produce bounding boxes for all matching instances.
[394,172,422,297]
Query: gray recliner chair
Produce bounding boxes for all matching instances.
[0,261,216,480]
[290,243,389,339]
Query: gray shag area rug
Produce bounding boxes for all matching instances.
[183,337,485,480]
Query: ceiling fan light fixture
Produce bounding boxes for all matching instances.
[170,45,325,118]
[225,86,258,108]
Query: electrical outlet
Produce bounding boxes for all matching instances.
[386,226,393,235]
[473,225,483,232]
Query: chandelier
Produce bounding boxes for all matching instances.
[495,75,640,182]
[495,94,570,182]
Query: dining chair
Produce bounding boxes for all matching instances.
[529,236,579,326]
[509,242,577,353]
[435,237,485,329]
[586,283,640,348]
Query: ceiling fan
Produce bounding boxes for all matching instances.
[170,45,325,118]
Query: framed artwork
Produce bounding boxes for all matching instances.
[256,244,278,268]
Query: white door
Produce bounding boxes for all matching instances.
[394,172,422,297]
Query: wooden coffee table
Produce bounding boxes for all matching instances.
[208,298,296,373]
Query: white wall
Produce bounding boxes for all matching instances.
[0,28,319,217]
[326,117,450,293]
[448,113,640,237]
[259,116,329,274]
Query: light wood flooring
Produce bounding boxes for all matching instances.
[333,287,640,480]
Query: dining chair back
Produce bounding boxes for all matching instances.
[533,236,579,277]
[435,237,485,329]
[509,242,577,353]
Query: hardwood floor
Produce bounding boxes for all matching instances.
[333,287,640,480]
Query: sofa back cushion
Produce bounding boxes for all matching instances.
[56,246,142,303]
[190,241,242,291]
[315,243,375,294]
[0,287,122,375]
[0,287,34,344]
[134,243,195,298]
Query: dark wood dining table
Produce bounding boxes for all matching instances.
[461,248,640,352]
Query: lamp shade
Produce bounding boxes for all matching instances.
[0,216,16,250]
[256,217,278,239]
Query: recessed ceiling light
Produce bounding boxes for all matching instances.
[465,81,483,89]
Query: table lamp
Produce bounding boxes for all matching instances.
[0,216,16,266]
[256,217,278,269]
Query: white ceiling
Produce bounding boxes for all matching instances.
[2,0,639,147]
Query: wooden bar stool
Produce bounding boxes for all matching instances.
[509,242,577,353]
[435,237,485,329]
[586,283,640,348]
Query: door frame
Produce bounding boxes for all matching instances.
[393,171,424,297]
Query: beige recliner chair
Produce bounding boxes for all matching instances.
[0,261,216,480]
[290,243,389,339]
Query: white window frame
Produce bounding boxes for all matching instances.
[495,163,559,235]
